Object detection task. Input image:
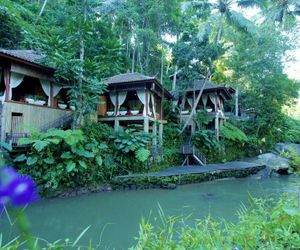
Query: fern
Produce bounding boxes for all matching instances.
[135,148,150,162]
[220,122,248,142]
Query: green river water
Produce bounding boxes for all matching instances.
[1,175,300,249]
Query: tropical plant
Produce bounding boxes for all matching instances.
[193,109,213,128]
[193,128,219,150]
[111,127,152,172]
[14,129,109,193]
[281,147,300,175]
[220,122,248,142]
[133,195,300,249]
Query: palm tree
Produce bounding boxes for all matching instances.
[207,0,259,44]
[237,0,300,28]
[266,0,300,28]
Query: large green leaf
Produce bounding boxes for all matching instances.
[78,160,87,169]
[33,141,50,152]
[135,148,150,162]
[0,142,12,152]
[66,161,76,172]
[14,154,27,162]
[83,151,94,158]
[61,152,73,159]
[45,138,61,144]
[96,156,103,166]
[26,156,38,166]
[43,158,55,164]
[18,138,37,145]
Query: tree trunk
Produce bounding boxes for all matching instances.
[34,0,48,24]
[131,44,136,72]
[179,71,211,134]
[75,0,87,128]
[172,65,178,91]
[160,48,164,85]
[216,13,224,44]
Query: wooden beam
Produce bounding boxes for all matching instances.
[152,122,157,145]
[5,68,10,101]
[144,117,149,133]
[158,123,163,145]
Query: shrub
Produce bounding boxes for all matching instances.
[132,195,300,249]
[281,147,300,175]
[282,117,300,143]
[81,120,114,143]
[110,126,152,173]
[14,129,111,194]
[193,122,249,163]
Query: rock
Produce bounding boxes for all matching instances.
[162,183,177,189]
[256,153,290,174]
[275,143,300,156]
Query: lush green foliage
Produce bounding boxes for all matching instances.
[133,195,300,249]
[282,117,300,143]
[193,109,213,128]
[110,127,152,172]
[281,148,300,175]
[193,122,249,163]
[14,129,111,193]
[220,122,248,142]
[81,119,114,144]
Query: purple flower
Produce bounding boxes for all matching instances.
[0,167,38,210]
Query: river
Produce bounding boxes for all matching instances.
[1,175,299,249]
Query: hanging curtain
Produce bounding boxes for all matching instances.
[109,92,117,114]
[40,80,51,106]
[137,90,147,116]
[1,69,5,102]
[52,84,62,97]
[117,91,127,114]
[187,97,193,109]
[202,94,208,107]
[9,72,24,100]
[151,93,156,120]
[209,94,217,110]
[220,98,224,110]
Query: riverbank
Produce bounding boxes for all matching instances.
[47,161,265,198]
[111,161,266,190]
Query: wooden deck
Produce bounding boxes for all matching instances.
[118,161,265,178]
[112,161,265,190]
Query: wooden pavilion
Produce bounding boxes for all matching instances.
[0,49,72,145]
[98,73,172,145]
[177,80,235,138]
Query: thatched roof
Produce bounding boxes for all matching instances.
[0,49,54,72]
[105,72,172,98]
[105,72,156,85]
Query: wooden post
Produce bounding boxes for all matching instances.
[116,91,119,115]
[235,87,239,117]
[152,121,157,145]
[5,68,10,101]
[215,116,219,141]
[159,123,163,145]
[114,119,119,131]
[145,89,148,117]
[50,82,54,107]
[144,117,149,133]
